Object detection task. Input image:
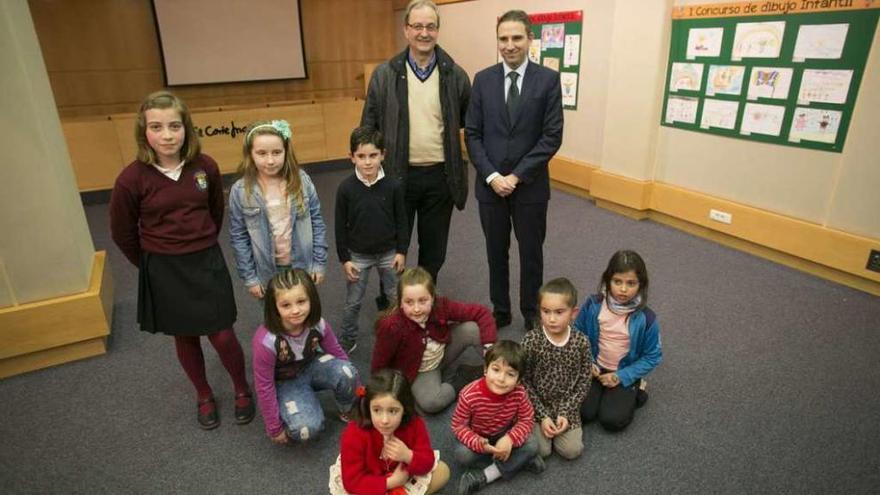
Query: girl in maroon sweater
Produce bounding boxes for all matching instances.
[330,369,449,495]
[109,91,253,430]
[371,267,497,414]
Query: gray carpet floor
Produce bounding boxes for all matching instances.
[2,162,879,494]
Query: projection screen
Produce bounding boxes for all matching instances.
[152,0,307,85]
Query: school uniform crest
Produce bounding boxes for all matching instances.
[194,170,208,191]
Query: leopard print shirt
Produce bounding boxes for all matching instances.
[521,326,592,428]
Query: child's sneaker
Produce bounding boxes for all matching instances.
[636,379,649,408]
[525,454,546,474]
[457,469,487,495]
[340,339,358,355]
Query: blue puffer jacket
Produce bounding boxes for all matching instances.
[228,170,328,288]
[573,294,662,388]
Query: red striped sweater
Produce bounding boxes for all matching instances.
[450,378,534,452]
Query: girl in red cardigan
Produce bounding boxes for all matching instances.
[371,267,497,413]
[330,369,449,495]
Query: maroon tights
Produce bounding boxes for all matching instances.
[173,328,249,401]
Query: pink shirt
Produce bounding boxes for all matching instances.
[597,300,631,371]
[263,186,292,266]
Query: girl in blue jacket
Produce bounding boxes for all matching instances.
[574,250,662,431]
[229,120,328,299]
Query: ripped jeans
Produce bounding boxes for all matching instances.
[276,355,359,443]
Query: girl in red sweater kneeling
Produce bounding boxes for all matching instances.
[331,369,449,495]
[371,267,497,413]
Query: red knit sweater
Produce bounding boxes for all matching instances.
[371,297,497,381]
[340,416,435,495]
[109,155,225,267]
[450,378,535,452]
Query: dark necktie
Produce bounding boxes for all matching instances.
[507,72,520,119]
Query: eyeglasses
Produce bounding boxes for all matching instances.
[407,23,438,33]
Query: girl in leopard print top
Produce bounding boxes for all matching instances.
[521,278,592,460]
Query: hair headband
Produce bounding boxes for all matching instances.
[246,120,292,142]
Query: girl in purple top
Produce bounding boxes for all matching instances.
[252,268,359,444]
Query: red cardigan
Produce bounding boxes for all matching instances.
[371,297,497,381]
[340,416,435,495]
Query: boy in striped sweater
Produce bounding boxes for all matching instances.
[451,340,544,494]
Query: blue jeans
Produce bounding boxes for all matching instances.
[276,356,358,443]
[339,250,398,345]
[453,429,540,479]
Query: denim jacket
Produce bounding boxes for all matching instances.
[228,170,328,288]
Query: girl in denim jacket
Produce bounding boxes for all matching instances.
[229,120,328,298]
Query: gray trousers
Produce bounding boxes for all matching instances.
[410,321,481,413]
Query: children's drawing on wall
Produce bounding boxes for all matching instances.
[794,23,849,60]
[746,67,793,100]
[788,107,842,144]
[797,69,853,104]
[700,99,739,130]
[541,23,564,49]
[542,57,560,72]
[563,34,580,67]
[560,72,578,107]
[665,96,699,124]
[741,103,786,136]
[686,27,724,59]
[706,65,745,95]
[669,62,704,92]
[732,21,785,60]
[529,39,542,63]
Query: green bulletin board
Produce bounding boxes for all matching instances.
[506,10,583,110]
[660,4,879,152]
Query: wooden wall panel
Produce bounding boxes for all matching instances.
[65,99,363,191]
[28,0,394,117]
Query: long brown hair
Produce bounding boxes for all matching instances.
[237,120,304,212]
[134,91,200,165]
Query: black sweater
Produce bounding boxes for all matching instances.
[334,174,408,262]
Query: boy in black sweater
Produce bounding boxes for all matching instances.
[335,126,408,353]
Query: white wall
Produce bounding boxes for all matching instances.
[397,0,615,166]
[421,0,880,239]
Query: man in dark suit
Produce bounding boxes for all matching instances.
[465,9,563,329]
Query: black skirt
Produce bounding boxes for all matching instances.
[138,244,237,336]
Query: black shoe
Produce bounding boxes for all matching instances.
[375,293,390,311]
[457,364,484,383]
[234,392,255,425]
[492,311,512,328]
[448,371,475,395]
[525,454,546,474]
[197,396,220,430]
[458,469,488,495]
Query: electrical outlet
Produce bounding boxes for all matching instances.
[867,249,880,273]
[709,209,732,224]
